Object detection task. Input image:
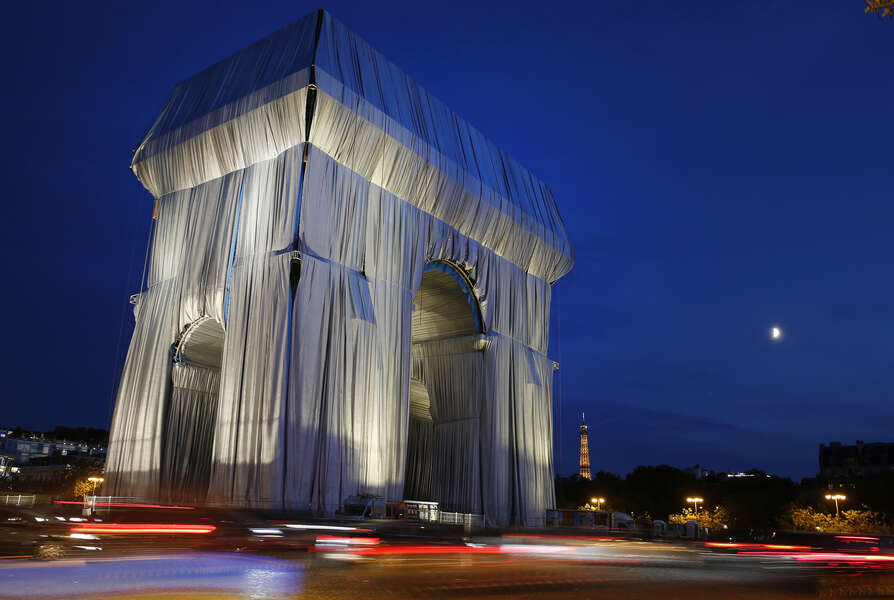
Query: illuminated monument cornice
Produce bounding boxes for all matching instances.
[106,9,573,526]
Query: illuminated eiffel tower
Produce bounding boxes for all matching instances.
[579,413,592,480]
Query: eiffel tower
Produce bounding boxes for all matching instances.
[579,412,592,480]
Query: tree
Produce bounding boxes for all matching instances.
[72,473,104,499]
[48,426,109,446]
[781,505,891,534]
[866,0,894,19]
[669,506,730,531]
[554,470,624,511]
[717,472,797,530]
[842,508,891,533]
[624,465,699,520]
[857,471,894,514]
[72,478,93,500]
[783,506,835,532]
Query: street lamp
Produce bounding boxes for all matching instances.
[686,497,704,516]
[87,476,104,497]
[825,493,846,517]
[85,476,104,516]
[590,497,605,511]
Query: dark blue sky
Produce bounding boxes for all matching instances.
[1,1,890,480]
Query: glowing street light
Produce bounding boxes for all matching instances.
[81,476,105,517]
[825,493,846,517]
[686,497,704,516]
[590,497,605,511]
[87,476,104,498]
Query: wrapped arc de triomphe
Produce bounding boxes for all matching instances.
[105,9,574,526]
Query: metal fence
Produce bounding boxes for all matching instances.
[2,494,36,506]
[438,511,484,527]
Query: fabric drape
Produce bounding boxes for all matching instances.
[161,363,220,502]
[208,146,301,507]
[106,171,241,498]
[403,415,433,501]
[414,343,485,514]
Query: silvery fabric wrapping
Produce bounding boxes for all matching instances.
[404,415,433,501]
[162,363,220,502]
[107,9,572,526]
[105,172,242,497]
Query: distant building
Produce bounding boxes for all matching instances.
[579,413,592,480]
[718,471,771,480]
[0,430,105,466]
[820,440,894,481]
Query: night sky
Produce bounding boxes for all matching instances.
[2,1,891,481]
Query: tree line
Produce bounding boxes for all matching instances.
[557,465,894,533]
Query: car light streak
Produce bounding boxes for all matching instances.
[736,551,894,562]
[503,533,620,542]
[334,544,503,556]
[70,523,216,534]
[315,535,380,545]
[792,553,894,562]
[54,501,195,510]
[314,543,577,557]
[280,523,372,532]
[250,528,283,535]
[705,542,812,551]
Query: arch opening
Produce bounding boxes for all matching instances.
[404,261,485,514]
[161,316,225,502]
[411,261,483,344]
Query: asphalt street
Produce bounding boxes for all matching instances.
[299,542,894,599]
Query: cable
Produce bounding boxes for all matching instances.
[554,281,563,478]
[106,212,155,430]
[139,217,155,294]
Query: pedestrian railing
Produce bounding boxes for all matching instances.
[2,494,36,506]
[438,511,484,527]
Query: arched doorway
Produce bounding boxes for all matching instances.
[405,261,485,513]
[161,316,224,502]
